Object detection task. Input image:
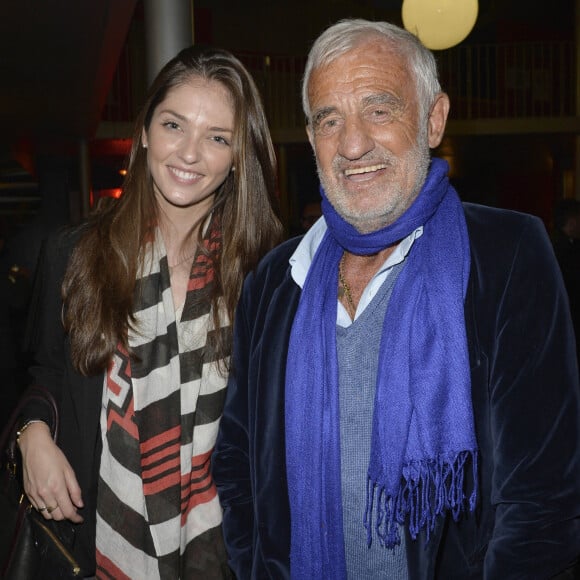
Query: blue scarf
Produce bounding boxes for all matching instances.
[285,158,478,579]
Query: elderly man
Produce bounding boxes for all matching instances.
[213,19,580,579]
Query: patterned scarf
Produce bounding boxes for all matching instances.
[285,159,478,579]
[96,215,231,579]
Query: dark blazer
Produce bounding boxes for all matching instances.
[213,203,580,579]
[23,226,104,576]
[552,229,580,364]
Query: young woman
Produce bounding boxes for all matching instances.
[17,46,283,578]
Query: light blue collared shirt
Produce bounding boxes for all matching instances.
[289,216,423,327]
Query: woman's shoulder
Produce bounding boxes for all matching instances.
[40,222,91,261]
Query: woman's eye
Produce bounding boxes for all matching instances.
[212,135,230,145]
[162,120,180,130]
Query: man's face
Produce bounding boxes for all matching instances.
[306,40,445,234]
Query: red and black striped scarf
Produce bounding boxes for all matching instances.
[95,216,231,579]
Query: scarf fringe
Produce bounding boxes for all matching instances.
[364,450,478,549]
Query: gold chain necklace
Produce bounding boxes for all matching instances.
[338,253,356,318]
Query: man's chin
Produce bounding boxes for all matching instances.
[340,211,392,234]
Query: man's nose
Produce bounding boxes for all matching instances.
[337,116,374,160]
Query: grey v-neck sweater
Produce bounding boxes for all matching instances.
[337,261,409,579]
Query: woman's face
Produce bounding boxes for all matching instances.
[142,77,235,220]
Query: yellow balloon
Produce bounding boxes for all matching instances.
[402,0,478,50]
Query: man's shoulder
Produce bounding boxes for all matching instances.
[253,236,302,279]
[463,202,541,229]
[461,203,558,292]
[240,236,302,320]
[462,202,545,248]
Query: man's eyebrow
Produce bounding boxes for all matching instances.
[361,93,404,109]
[311,106,337,126]
[310,93,405,125]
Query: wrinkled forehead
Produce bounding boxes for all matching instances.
[316,32,402,69]
[307,41,414,107]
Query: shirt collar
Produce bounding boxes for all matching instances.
[290,216,422,290]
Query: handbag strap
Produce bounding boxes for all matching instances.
[0,385,58,460]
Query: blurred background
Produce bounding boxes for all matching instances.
[0,1,576,240]
[0,0,580,236]
[0,0,577,419]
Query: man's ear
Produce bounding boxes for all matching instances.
[306,123,314,149]
[427,93,450,149]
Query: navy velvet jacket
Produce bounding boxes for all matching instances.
[213,203,580,579]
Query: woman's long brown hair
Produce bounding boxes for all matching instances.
[62,46,283,376]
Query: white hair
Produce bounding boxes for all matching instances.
[302,19,442,124]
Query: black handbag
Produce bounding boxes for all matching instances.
[0,385,83,579]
